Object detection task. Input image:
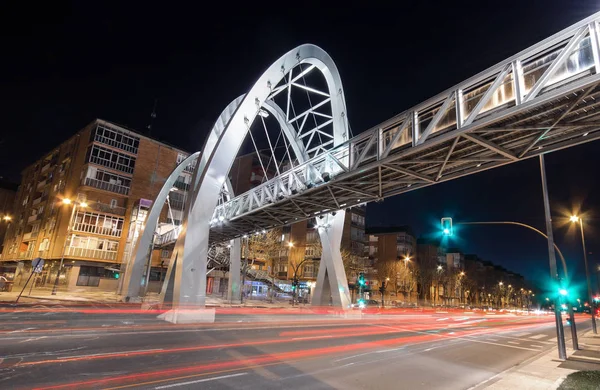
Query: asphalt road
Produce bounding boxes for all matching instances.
[0,304,588,390]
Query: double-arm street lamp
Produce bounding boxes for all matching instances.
[570,215,597,334]
[51,198,87,295]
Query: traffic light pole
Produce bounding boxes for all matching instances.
[578,220,597,334]
[539,155,567,360]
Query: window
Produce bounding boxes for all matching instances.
[303,263,316,276]
[39,238,49,251]
[83,167,131,195]
[87,145,136,174]
[93,124,140,154]
[110,199,117,208]
[73,211,124,237]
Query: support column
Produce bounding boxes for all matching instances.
[312,212,351,308]
[121,152,200,301]
[227,238,242,303]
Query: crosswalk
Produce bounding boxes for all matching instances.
[472,330,558,351]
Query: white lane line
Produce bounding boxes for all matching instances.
[507,341,520,345]
[333,347,404,362]
[529,334,547,340]
[487,338,499,342]
[8,327,36,333]
[0,322,368,341]
[530,344,545,348]
[291,335,332,341]
[63,348,164,359]
[514,332,531,337]
[436,318,449,321]
[154,373,248,389]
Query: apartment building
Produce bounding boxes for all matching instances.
[0,119,193,292]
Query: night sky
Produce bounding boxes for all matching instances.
[1,1,599,294]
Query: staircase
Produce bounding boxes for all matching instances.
[245,268,288,293]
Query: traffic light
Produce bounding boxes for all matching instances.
[358,273,365,286]
[559,288,568,296]
[441,217,453,236]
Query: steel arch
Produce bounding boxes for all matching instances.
[166,44,350,320]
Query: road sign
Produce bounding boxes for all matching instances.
[32,258,44,273]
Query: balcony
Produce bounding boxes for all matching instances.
[94,133,139,155]
[88,202,127,217]
[32,196,42,206]
[22,231,38,241]
[41,162,52,173]
[72,222,122,237]
[27,214,39,223]
[84,177,130,195]
[168,198,185,211]
[66,246,117,261]
[36,179,47,190]
[173,180,190,191]
[89,155,135,175]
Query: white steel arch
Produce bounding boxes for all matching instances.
[162,44,350,322]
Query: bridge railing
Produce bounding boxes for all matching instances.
[213,13,600,227]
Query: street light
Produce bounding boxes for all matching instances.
[288,241,294,248]
[2,215,11,222]
[570,214,597,334]
[51,198,87,295]
[499,281,503,286]
[437,265,443,271]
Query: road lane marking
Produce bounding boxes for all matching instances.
[154,372,247,389]
[63,348,164,359]
[333,347,404,362]
[514,332,531,337]
[436,318,449,321]
[507,341,520,345]
[529,334,547,339]
[291,335,332,341]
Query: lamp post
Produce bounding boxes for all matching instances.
[571,215,597,334]
[51,198,87,295]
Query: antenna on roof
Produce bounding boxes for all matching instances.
[147,99,158,135]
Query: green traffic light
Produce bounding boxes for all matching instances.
[559,288,568,296]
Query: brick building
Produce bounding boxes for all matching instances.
[0,119,192,292]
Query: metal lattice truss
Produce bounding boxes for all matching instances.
[210,13,600,243]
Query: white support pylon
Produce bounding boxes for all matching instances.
[312,212,351,308]
[227,238,242,303]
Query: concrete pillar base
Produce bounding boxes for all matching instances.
[157,308,216,324]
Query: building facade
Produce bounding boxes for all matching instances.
[365,226,417,303]
[0,119,193,292]
[0,181,17,258]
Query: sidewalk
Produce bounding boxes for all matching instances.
[0,288,303,308]
[477,329,600,389]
